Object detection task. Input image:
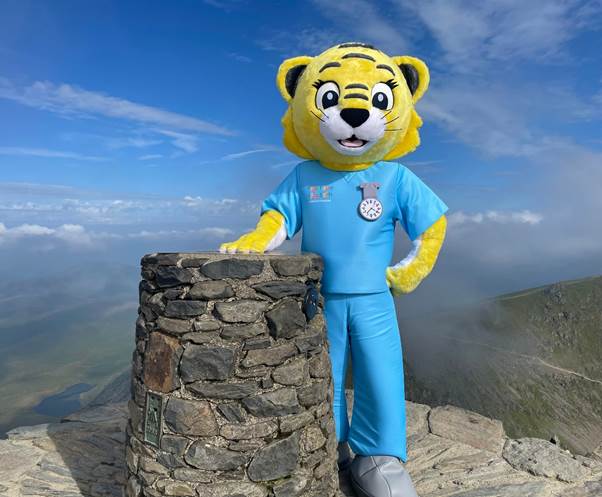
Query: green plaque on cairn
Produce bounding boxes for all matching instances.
[144,392,162,447]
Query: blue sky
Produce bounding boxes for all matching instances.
[1,0,601,305]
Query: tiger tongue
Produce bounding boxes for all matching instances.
[340,137,365,148]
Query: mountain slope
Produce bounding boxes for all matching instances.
[403,276,602,456]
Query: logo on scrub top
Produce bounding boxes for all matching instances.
[308,185,332,202]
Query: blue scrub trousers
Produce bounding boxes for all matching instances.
[323,290,407,462]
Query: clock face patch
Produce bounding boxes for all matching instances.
[358,182,382,221]
[359,197,383,221]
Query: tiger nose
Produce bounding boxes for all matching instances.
[340,108,370,128]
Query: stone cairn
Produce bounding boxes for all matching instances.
[126,252,339,497]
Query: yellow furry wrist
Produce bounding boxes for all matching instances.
[219,210,285,254]
[386,215,447,295]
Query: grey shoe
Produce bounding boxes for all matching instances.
[338,441,353,471]
[350,455,418,497]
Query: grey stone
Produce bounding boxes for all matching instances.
[202,482,268,497]
[184,441,248,471]
[142,333,182,393]
[308,349,331,378]
[236,365,270,378]
[450,481,555,497]
[188,381,259,399]
[142,253,181,266]
[280,411,315,433]
[160,435,190,456]
[406,401,431,437]
[265,299,306,339]
[147,292,166,314]
[295,332,324,353]
[180,345,235,382]
[272,357,308,386]
[503,438,590,483]
[163,287,186,300]
[253,280,307,299]
[181,331,219,344]
[193,319,221,332]
[243,337,272,350]
[139,457,169,475]
[242,388,301,417]
[214,300,267,323]
[242,342,297,367]
[228,439,267,452]
[188,280,234,300]
[272,472,311,497]
[180,256,209,268]
[429,404,505,454]
[172,468,212,483]
[271,257,311,276]
[560,480,602,497]
[163,398,218,436]
[127,476,141,497]
[248,433,300,481]
[154,266,195,287]
[201,258,264,279]
[217,403,247,423]
[301,425,327,453]
[221,323,267,340]
[164,300,207,318]
[220,420,278,440]
[156,316,193,335]
[297,380,329,407]
[155,480,194,496]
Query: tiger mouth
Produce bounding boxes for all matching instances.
[338,135,368,148]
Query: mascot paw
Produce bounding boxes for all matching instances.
[385,266,422,295]
[219,232,268,254]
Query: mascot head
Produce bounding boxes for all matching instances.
[276,42,429,168]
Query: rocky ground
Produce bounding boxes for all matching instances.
[0,393,601,497]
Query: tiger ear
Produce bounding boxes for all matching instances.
[391,56,430,103]
[276,56,313,102]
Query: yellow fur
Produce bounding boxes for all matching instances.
[385,215,447,294]
[276,46,429,168]
[219,210,284,254]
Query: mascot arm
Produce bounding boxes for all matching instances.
[386,214,447,295]
[219,210,287,254]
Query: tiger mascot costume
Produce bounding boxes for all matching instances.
[221,42,448,497]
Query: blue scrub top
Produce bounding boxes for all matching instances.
[261,160,448,294]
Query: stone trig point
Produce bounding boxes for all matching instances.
[126,252,339,497]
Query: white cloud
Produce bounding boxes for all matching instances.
[0,222,93,246]
[220,148,279,160]
[0,221,234,249]
[310,0,411,53]
[0,77,233,135]
[153,129,200,153]
[0,146,105,161]
[138,154,163,161]
[448,210,544,227]
[397,0,601,65]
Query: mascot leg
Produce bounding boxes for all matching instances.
[345,291,418,497]
[323,293,353,470]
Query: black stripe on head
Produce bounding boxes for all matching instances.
[376,64,395,76]
[338,42,376,50]
[342,52,376,62]
[345,83,369,90]
[285,64,308,98]
[398,63,419,95]
[344,93,369,101]
[319,61,341,72]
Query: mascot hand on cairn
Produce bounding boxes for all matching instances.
[221,42,448,497]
